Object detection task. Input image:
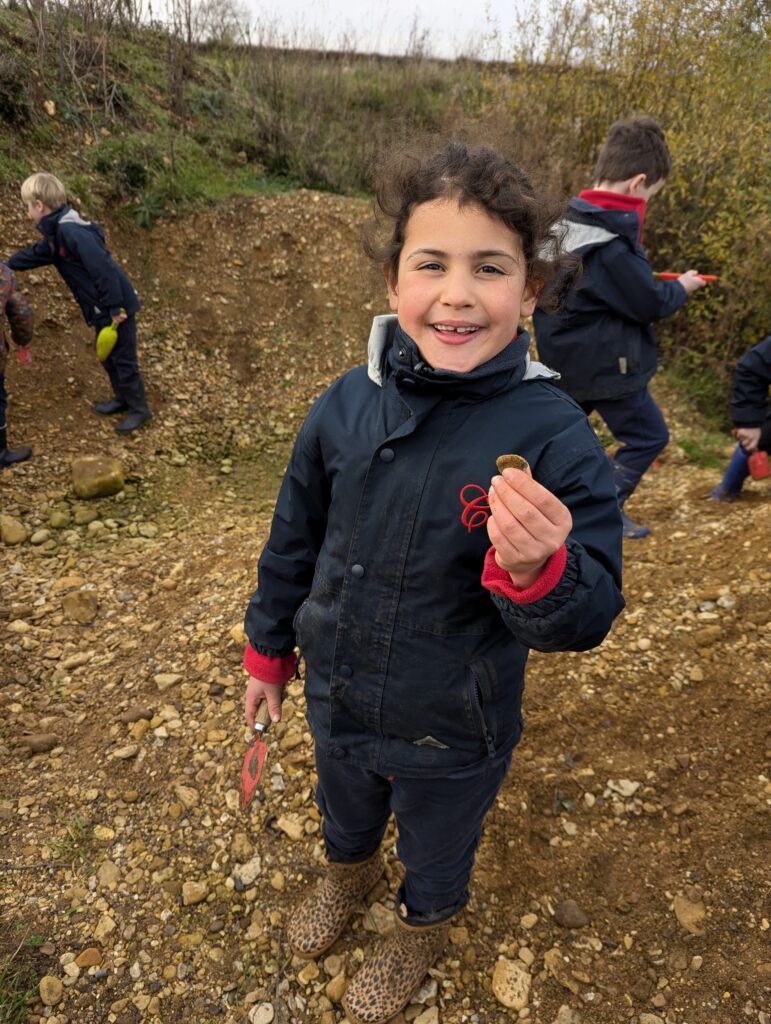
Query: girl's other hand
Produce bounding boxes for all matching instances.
[487,468,572,589]
[244,676,285,728]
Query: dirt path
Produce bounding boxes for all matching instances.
[1,191,769,1024]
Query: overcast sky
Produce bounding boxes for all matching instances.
[242,0,528,59]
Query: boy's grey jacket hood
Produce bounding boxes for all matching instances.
[366,314,559,388]
[57,208,93,230]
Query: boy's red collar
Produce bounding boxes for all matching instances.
[579,189,646,242]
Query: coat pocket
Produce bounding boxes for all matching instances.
[292,598,309,643]
[468,659,498,758]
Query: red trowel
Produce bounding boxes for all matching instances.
[240,701,272,812]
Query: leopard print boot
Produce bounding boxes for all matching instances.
[342,909,453,1024]
[287,851,384,959]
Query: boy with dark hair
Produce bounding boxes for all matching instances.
[0,262,34,467]
[709,335,771,500]
[8,172,152,435]
[533,116,706,538]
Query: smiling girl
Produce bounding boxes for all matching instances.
[241,140,625,1023]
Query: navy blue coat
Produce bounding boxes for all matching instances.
[533,198,686,402]
[8,205,139,328]
[244,317,625,778]
[731,335,771,427]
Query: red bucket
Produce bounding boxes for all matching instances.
[748,450,770,479]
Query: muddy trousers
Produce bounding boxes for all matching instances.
[314,747,511,923]
[580,386,669,479]
[97,315,150,414]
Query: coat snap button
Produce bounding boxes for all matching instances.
[398,348,407,360]
[351,564,365,578]
[331,746,346,758]
[379,448,395,463]
[339,664,353,678]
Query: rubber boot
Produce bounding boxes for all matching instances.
[115,381,152,435]
[115,408,152,433]
[287,851,384,959]
[610,459,650,539]
[709,444,749,501]
[93,397,128,415]
[0,424,32,468]
[342,904,454,1024]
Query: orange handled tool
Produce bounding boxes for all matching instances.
[655,272,717,281]
[239,701,272,812]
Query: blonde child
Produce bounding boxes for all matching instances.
[8,173,151,434]
[242,141,625,1023]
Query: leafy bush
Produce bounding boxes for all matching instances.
[132,190,167,228]
[93,137,162,199]
[0,50,31,126]
[482,0,771,397]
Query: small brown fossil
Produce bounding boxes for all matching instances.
[495,454,530,475]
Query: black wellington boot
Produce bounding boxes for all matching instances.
[115,382,152,435]
[0,425,32,468]
[115,408,152,434]
[610,459,651,539]
[94,397,129,415]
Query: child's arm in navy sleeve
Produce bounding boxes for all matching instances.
[244,399,331,657]
[7,240,54,271]
[731,335,771,426]
[598,244,687,324]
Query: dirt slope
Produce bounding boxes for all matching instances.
[0,190,769,1024]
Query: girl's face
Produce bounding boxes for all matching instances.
[387,198,537,373]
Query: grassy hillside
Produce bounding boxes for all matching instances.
[1,0,769,414]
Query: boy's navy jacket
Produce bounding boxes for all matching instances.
[8,205,139,327]
[245,316,625,778]
[731,335,771,426]
[533,197,686,403]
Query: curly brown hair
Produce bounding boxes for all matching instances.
[363,140,580,313]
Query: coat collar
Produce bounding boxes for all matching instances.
[37,204,92,238]
[566,197,641,247]
[366,315,558,391]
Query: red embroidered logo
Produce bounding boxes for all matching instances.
[459,484,490,532]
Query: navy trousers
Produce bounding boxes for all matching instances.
[315,746,511,923]
[97,315,149,412]
[0,373,7,425]
[581,386,669,479]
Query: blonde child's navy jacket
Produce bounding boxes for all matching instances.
[8,205,140,328]
[245,317,624,778]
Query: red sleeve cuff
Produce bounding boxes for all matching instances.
[481,544,567,605]
[243,644,297,684]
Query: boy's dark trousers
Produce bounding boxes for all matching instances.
[580,385,669,482]
[98,315,150,414]
[315,747,511,923]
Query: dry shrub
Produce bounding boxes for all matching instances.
[481,0,770,390]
